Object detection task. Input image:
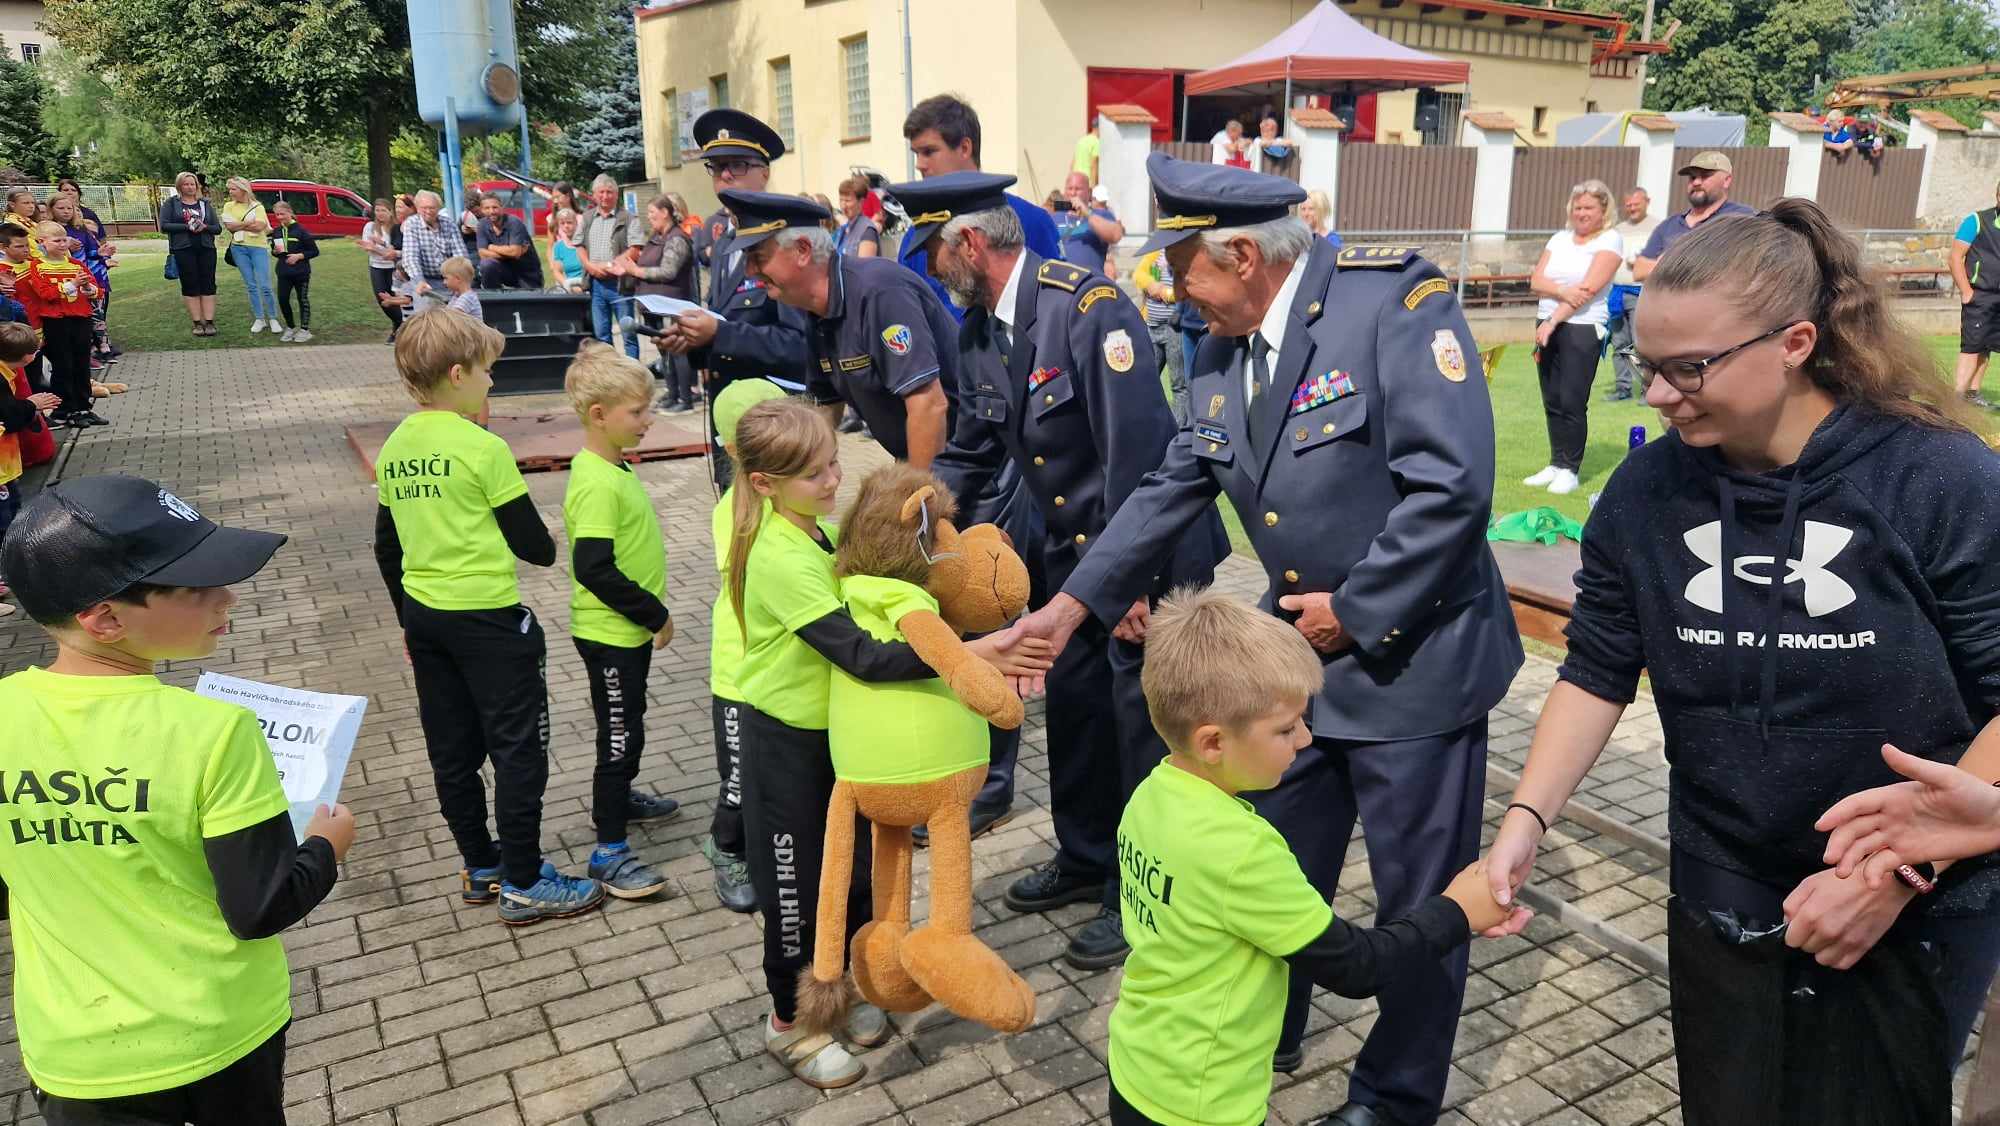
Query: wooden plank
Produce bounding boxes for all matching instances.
[1490,539,1581,648]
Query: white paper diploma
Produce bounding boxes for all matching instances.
[196,672,367,840]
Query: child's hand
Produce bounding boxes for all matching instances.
[654,619,674,649]
[28,392,60,412]
[968,625,1055,679]
[305,803,357,862]
[286,253,303,265]
[1444,861,1524,934]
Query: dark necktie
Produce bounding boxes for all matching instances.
[994,320,1013,365]
[1248,334,1272,400]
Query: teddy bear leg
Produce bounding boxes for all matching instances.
[851,820,931,1013]
[901,770,1037,1034]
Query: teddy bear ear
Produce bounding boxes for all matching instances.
[898,485,937,525]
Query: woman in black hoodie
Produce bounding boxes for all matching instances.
[1481,199,2000,1125]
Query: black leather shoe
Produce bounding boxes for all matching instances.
[1272,1046,1302,1073]
[1064,906,1130,970]
[1317,1102,1385,1126]
[1004,859,1104,913]
[626,791,681,822]
[912,800,1013,848]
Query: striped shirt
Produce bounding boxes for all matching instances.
[400,215,467,285]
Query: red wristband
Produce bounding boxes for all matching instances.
[1895,863,1936,895]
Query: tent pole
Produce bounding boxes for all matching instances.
[1181,89,1190,142]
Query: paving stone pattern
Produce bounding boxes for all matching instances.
[0,344,1719,1125]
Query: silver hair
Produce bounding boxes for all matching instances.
[771,225,836,265]
[1197,216,1314,268]
[590,173,619,192]
[939,204,1024,254]
[414,189,443,207]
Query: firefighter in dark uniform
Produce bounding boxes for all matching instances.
[895,170,1231,971]
[1017,154,1524,1126]
[713,189,962,467]
[655,109,813,491]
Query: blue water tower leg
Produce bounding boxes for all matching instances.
[518,100,537,232]
[443,97,466,220]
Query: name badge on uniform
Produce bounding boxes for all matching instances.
[1194,421,1229,445]
[1028,366,1062,390]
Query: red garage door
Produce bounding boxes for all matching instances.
[1086,67,1176,142]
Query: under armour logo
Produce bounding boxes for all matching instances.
[1682,520,1857,618]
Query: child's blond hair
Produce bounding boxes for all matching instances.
[724,398,837,635]
[0,321,36,363]
[392,308,505,401]
[564,340,653,419]
[1141,586,1325,753]
[441,256,475,283]
[34,221,64,242]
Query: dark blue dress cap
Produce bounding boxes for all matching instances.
[693,108,786,164]
[716,189,832,250]
[1139,152,1308,256]
[883,171,1019,252]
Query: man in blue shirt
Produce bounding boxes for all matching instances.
[1632,151,1759,282]
[1054,172,1123,275]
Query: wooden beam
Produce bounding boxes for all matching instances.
[1542,17,1562,28]
[1463,7,1485,18]
[1504,13,1527,24]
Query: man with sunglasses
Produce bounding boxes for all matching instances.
[656,109,813,490]
[1631,151,1758,283]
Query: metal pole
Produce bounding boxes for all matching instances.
[1456,230,1469,302]
[1637,0,1657,90]
[443,97,466,221]
[902,0,916,180]
[518,100,537,233]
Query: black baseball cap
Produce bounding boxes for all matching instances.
[0,475,286,621]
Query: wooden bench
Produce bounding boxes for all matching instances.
[1460,273,1534,308]
[1881,266,1950,292]
[1490,539,1581,648]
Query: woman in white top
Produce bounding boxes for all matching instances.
[1523,179,1623,494]
[360,198,404,342]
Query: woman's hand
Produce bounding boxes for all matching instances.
[1818,743,2000,883]
[1535,319,1557,348]
[1479,805,1546,936]
[1782,867,1917,969]
[1558,284,1593,308]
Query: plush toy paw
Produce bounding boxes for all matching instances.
[851,919,933,1012]
[944,659,1024,730]
[900,927,1037,1034]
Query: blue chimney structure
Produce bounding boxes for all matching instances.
[407,0,533,221]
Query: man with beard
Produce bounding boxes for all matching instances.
[901,170,1229,971]
[1631,151,1757,282]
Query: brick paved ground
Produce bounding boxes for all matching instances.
[0,340,1883,1126]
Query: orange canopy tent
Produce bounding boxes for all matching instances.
[1185,0,1470,102]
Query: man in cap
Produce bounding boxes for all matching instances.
[1014,153,1524,1126]
[655,109,813,489]
[721,189,959,468]
[900,170,1230,971]
[1631,150,1758,282]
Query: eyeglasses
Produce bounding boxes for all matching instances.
[704,158,766,178]
[1618,323,1797,394]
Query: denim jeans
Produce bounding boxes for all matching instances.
[232,244,277,321]
[589,278,639,358]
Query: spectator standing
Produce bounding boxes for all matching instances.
[1297,189,1344,249]
[1131,248,1187,425]
[361,199,404,343]
[623,195,698,413]
[268,201,319,343]
[157,172,218,337]
[1632,151,1758,282]
[220,178,279,336]
[49,195,112,370]
[575,174,640,359]
[1949,180,2000,409]
[833,175,880,258]
[1604,187,1662,402]
[1073,119,1100,183]
[545,181,578,220]
[1525,180,1622,495]
[4,190,40,257]
[54,179,102,238]
[547,208,586,293]
[1055,171,1123,275]
[1210,119,1251,167]
[475,192,543,290]
[400,190,469,298]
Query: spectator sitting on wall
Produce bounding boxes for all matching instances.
[1252,115,1295,165]
[1824,111,1883,161]
[1054,171,1123,276]
[474,192,544,290]
[1210,119,1251,167]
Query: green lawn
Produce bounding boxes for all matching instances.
[108,239,401,351]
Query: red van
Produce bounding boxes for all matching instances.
[249,180,373,238]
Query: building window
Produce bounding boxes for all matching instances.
[842,35,870,140]
[664,87,681,167]
[19,42,40,64]
[710,74,730,111]
[1587,100,1599,113]
[771,58,795,149]
[1532,106,1549,134]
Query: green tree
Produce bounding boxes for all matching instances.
[0,36,67,181]
[555,9,643,181]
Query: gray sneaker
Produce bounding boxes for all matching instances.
[589,848,670,900]
[702,834,757,913]
[497,870,605,925]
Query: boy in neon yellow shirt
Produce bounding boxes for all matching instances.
[699,377,788,913]
[1108,588,1524,1126]
[373,308,603,925]
[561,342,680,900]
[0,474,354,1120]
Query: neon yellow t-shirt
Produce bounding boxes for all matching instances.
[1109,759,1333,1126]
[221,199,269,249]
[829,575,986,783]
[564,448,666,648]
[711,489,745,699]
[736,500,840,730]
[0,667,293,1098]
[1073,132,1101,176]
[378,409,531,611]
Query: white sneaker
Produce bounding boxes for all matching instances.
[765,1015,865,1090]
[294,329,312,343]
[1522,465,1559,487]
[250,318,266,333]
[1547,468,1580,495]
[279,327,295,342]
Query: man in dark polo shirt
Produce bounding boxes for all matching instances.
[474,193,543,290]
[1631,151,1758,282]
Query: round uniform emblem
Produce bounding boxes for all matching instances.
[1431,329,1467,383]
[158,489,201,522]
[882,324,912,355]
[717,128,732,140]
[1103,328,1135,374]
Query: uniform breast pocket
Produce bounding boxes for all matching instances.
[733,288,770,313]
[1031,373,1075,420]
[1289,395,1368,455]
[975,394,1009,424]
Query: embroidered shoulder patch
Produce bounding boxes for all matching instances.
[881,324,912,355]
[1403,278,1451,310]
[1077,285,1118,313]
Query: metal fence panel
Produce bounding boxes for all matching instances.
[1668,147,1789,210]
[1508,148,1638,229]
[8,183,175,226]
[1816,149,1924,229]
[1337,145,1475,231]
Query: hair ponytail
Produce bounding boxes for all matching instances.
[723,398,838,638]
[1650,197,1983,435]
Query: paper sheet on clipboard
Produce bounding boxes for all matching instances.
[634,294,726,322]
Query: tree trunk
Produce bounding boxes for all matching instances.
[366,94,395,203]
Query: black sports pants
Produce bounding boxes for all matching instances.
[710,697,747,855]
[574,637,652,846]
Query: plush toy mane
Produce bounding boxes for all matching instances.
[834,464,957,587]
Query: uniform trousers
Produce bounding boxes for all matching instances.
[574,637,653,845]
[738,704,871,1022]
[34,1026,287,1125]
[1251,717,1487,1126]
[404,601,552,890]
[1044,612,1164,909]
[709,697,748,855]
